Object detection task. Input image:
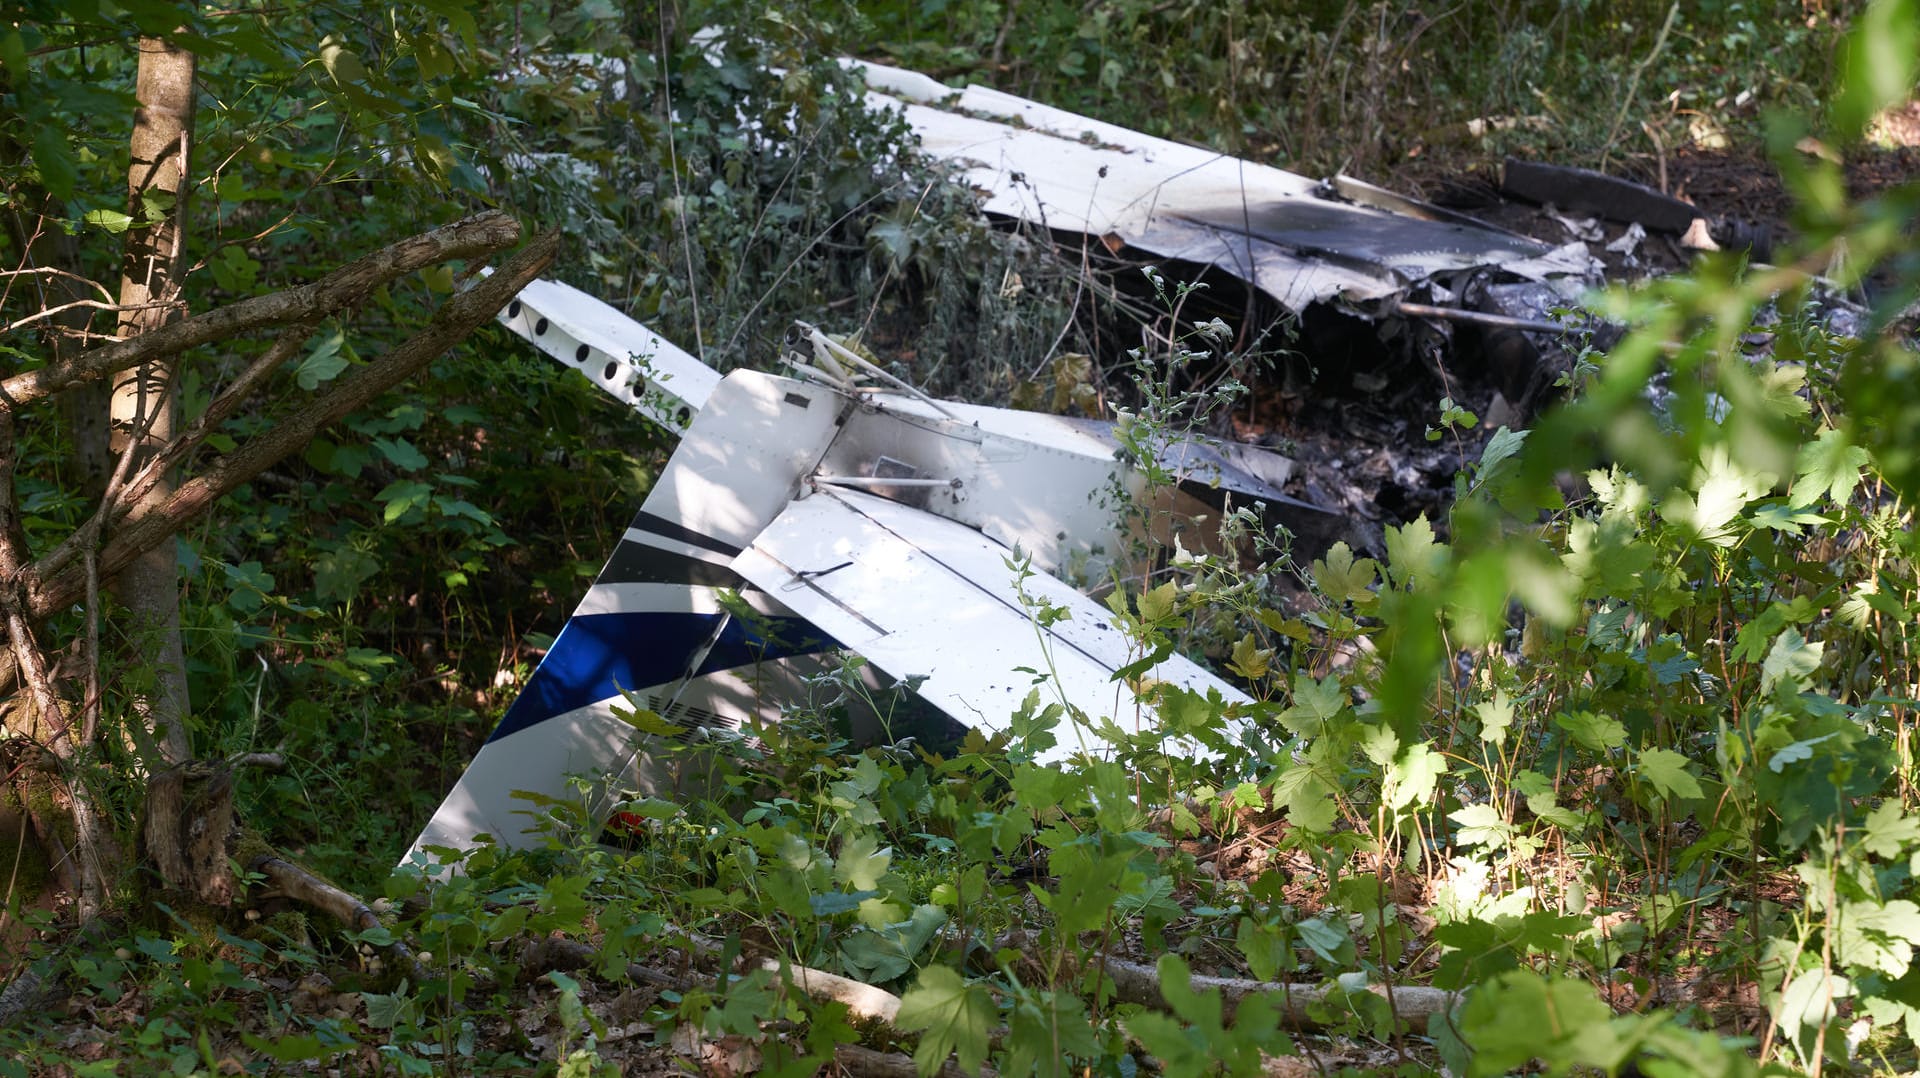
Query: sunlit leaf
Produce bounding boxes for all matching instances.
[1761,628,1824,694]
[83,208,134,233]
[832,832,892,892]
[296,330,348,390]
[896,966,994,1077]
[1794,426,1871,507]
[1310,541,1378,603]
[1635,747,1704,803]
[1383,513,1444,588]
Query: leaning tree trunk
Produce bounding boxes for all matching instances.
[113,35,204,899]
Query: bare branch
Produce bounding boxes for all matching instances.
[0,267,116,303]
[24,228,559,619]
[3,297,175,335]
[1,210,523,408]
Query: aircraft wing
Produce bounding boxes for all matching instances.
[732,484,1250,765]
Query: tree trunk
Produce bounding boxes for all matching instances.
[114,36,199,896]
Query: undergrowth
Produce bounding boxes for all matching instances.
[4,2,1920,1076]
[831,0,1857,180]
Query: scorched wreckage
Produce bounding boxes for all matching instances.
[405,61,1600,868]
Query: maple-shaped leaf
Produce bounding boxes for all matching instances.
[1635,746,1704,802]
[1311,541,1379,603]
[1382,514,1445,588]
[897,966,995,1078]
[1666,446,1771,547]
[1794,426,1871,507]
[833,832,893,892]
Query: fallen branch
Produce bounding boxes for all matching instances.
[520,935,702,993]
[834,1044,997,1078]
[755,957,902,1026]
[1091,953,1459,1034]
[0,967,48,1029]
[249,855,425,982]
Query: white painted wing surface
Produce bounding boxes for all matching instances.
[731,487,1249,766]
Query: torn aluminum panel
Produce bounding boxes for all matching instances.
[849,59,1597,311]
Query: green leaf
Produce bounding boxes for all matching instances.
[1293,915,1352,966]
[1280,673,1344,737]
[83,208,134,234]
[1555,710,1627,753]
[833,832,892,892]
[1635,747,1704,803]
[1136,580,1178,623]
[1384,743,1445,813]
[1834,900,1920,978]
[1831,0,1920,143]
[1310,541,1378,602]
[1475,691,1515,746]
[1748,501,1829,534]
[1038,841,1130,937]
[1471,425,1530,504]
[221,560,276,613]
[1004,989,1099,1078]
[319,35,370,84]
[361,986,417,1030]
[1862,800,1920,860]
[809,889,877,916]
[32,127,77,199]
[1460,970,1621,1077]
[839,904,946,983]
[376,479,434,523]
[1794,427,1871,507]
[1776,968,1851,1038]
[1451,803,1514,851]
[896,966,994,1078]
[313,546,379,604]
[1768,731,1840,774]
[210,245,261,292]
[296,330,348,390]
[1761,628,1824,694]
[372,436,428,471]
[611,796,682,821]
[1226,632,1272,680]
[1269,763,1338,832]
[239,1032,337,1063]
[1383,513,1445,588]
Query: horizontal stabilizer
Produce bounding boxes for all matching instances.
[732,486,1249,765]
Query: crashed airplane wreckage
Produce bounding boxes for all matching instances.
[848,58,1595,315]
[406,278,1325,864]
[407,65,1597,867]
